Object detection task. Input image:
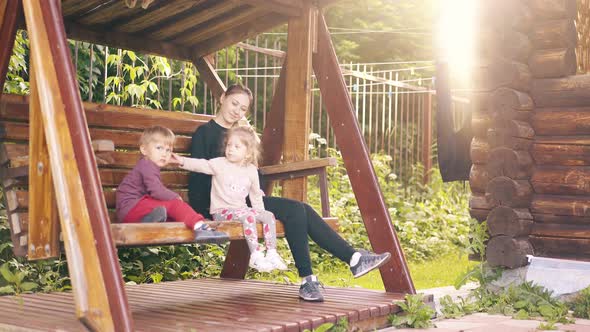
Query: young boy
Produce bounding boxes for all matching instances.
[116,126,228,243]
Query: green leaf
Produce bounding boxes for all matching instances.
[313,322,334,332]
[514,300,529,309]
[20,282,39,292]
[0,285,15,294]
[150,273,163,283]
[0,263,16,283]
[538,304,556,318]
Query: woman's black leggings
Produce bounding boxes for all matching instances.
[263,196,356,277]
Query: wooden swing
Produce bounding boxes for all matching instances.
[0,1,414,330]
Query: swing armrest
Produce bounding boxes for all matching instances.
[259,157,336,217]
[259,157,337,180]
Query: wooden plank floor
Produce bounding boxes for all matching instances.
[0,278,405,331]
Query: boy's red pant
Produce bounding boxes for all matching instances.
[123,195,204,229]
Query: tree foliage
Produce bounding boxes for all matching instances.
[324,0,435,63]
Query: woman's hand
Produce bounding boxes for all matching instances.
[169,153,184,167]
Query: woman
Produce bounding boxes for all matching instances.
[188,84,391,302]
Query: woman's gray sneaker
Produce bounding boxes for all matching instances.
[350,251,391,278]
[299,275,324,302]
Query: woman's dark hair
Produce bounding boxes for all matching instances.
[224,84,254,106]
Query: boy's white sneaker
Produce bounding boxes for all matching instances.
[249,251,273,272]
[265,249,288,271]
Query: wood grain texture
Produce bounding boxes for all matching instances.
[191,12,287,58]
[193,56,226,101]
[486,147,533,179]
[282,4,314,203]
[485,176,532,208]
[529,0,577,19]
[27,62,60,260]
[530,19,577,50]
[529,48,577,78]
[487,206,533,237]
[0,278,404,332]
[0,0,21,94]
[313,13,414,294]
[24,1,131,329]
[532,108,590,135]
[486,235,532,268]
[0,93,212,135]
[532,165,590,195]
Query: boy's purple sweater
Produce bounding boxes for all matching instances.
[116,158,179,222]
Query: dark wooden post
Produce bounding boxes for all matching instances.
[0,0,21,95]
[313,13,415,294]
[422,91,432,184]
[23,1,133,330]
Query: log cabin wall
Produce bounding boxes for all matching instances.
[470,0,535,268]
[529,0,590,259]
[470,0,589,266]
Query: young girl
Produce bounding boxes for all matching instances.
[115,126,228,243]
[171,126,287,272]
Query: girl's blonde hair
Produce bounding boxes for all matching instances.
[225,126,261,167]
[139,126,175,147]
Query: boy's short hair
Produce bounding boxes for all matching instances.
[139,126,175,147]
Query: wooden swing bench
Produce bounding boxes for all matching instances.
[0,93,338,256]
[0,1,416,330]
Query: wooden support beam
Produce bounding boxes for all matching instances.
[111,0,211,34]
[174,6,268,45]
[23,1,133,330]
[282,4,314,202]
[313,13,414,294]
[64,20,194,62]
[148,1,238,40]
[193,56,226,101]
[422,92,432,184]
[0,0,21,95]
[191,13,287,58]
[240,0,304,17]
[27,61,60,260]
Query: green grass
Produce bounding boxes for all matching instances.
[316,251,477,291]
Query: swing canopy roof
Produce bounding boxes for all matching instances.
[57,0,335,62]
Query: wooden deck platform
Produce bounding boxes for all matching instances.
[0,278,405,331]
